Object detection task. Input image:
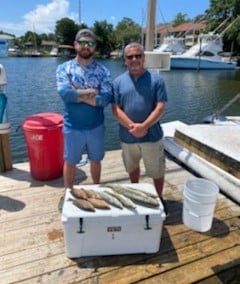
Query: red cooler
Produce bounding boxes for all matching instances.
[22,112,64,181]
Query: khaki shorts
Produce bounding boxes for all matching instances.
[121,140,165,179]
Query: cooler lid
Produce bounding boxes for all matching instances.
[22,112,63,130]
[62,184,165,219]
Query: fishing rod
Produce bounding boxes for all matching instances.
[202,92,240,123]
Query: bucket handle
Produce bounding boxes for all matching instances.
[186,210,214,218]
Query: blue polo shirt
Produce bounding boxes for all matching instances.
[113,70,168,143]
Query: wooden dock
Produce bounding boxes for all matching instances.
[0,149,240,284]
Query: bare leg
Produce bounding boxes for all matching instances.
[129,167,140,183]
[154,176,169,216]
[153,176,164,197]
[90,161,101,184]
[63,160,76,189]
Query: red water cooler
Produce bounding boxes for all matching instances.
[22,112,64,181]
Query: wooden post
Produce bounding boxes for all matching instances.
[145,0,156,51]
[0,133,12,171]
[0,135,4,171]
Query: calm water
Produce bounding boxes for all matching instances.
[1,57,240,163]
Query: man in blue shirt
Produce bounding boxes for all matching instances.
[56,29,112,188]
[112,42,168,214]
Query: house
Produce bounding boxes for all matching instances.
[0,34,14,57]
[57,45,75,57]
[170,21,206,47]
[143,21,206,49]
[40,40,58,55]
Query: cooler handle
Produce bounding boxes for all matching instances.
[145,215,152,230]
[77,218,85,234]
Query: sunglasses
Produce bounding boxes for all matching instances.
[125,53,143,60]
[78,40,95,47]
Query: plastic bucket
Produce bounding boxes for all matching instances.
[184,178,219,203]
[0,122,11,134]
[183,208,214,232]
[182,178,219,232]
[22,112,64,181]
[183,193,216,216]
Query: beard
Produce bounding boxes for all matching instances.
[78,48,95,59]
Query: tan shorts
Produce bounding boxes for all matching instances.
[121,140,165,179]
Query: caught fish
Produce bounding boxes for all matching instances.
[106,191,136,209]
[126,186,158,198]
[121,190,159,207]
[84,189,101,199]
[71,187,88,199]
[98,191,124,209]
[68,198,95,212]
[104,184,159,207]
[88,198,111,210]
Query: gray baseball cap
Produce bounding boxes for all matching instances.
[75,29,96,41]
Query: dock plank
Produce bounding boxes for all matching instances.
[174,125,240,178]
[0,149,239,284]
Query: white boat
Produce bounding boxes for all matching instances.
[50,47,58,57]
[154,36,185,55]
[170,33,237,70]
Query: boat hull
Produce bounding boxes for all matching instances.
[171,57,236,70]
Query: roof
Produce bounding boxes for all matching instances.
[152,21,206,34]
[0,34,14,40]
[41,40,58,46]
[156,24,175,33]
[58,45,74,49]
[171,21,206,32]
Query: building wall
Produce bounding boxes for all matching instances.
[0,39,8,57]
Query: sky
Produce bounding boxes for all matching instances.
[0,0,210,36]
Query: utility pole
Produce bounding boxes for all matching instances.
[78,0,81,24]
[145,0,156,51]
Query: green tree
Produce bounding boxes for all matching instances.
[55,18,81,45]
[23,31,41,48]
[115,17,141,49]
[205,0,240,52]
[172,13,189,27]
[93,20,116,57]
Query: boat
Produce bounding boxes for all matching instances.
[154,36,185,55]
[50,47,58,57]
[170,33,237,70]
[8,48,22,57]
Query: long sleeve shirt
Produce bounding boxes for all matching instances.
[56,58,112,130]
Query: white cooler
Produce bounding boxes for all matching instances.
[61,183,166,258]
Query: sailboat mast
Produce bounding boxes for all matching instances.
[78,0,81,24]
[145,0,156,51]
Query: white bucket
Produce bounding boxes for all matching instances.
[0,122,11,134]
[183,178,219,232]
[183,208,214,232]
[183,193,216,216]
[184,178,219,203]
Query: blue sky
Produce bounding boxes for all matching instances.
[0,0,210,36]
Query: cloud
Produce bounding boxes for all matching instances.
[0,21,27,35]
[0,0,78,36]
[23,0,69,34]
[109,16,116,23]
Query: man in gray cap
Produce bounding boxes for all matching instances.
[56,29,112,189]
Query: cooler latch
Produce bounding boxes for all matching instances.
[77,218,85,234]
[145,215,152,230]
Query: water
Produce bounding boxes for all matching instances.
[0,57,240,163]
